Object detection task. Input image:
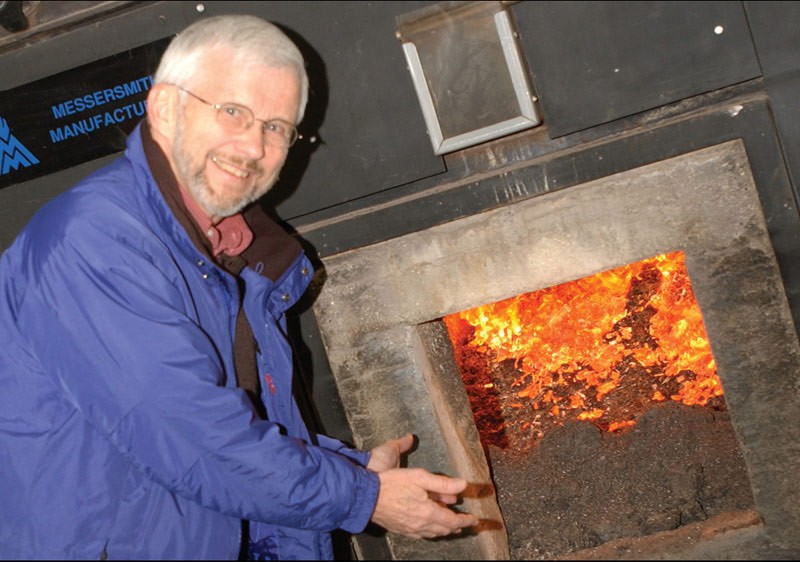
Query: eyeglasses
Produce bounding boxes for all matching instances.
[175,86,301,148]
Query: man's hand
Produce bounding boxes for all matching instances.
[367,433,414,473]
[370,467,479,539]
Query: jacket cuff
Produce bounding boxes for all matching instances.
[340,467,380,534]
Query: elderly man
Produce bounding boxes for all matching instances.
[0,14,477,560]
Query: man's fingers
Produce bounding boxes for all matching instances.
[372,469,479,538]
[427,504,480,533]
[395,432,414,454]
[429,492,459,505]
[414,469,469,496]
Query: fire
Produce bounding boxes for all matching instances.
[443,251,724,451]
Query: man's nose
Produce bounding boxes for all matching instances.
[233,125,267,159]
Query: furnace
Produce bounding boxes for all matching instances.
[311,139,800,559]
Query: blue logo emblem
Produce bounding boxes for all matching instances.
[0,115,40,176]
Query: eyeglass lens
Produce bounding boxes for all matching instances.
[216,103,299,147]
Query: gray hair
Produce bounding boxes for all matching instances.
[153,15,308,122]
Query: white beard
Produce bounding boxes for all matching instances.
[172,110,278,219]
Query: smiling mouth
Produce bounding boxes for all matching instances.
[211,155,255,179]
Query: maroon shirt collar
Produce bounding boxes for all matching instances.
[176,180,253,258]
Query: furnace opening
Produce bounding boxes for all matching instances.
[440,251,757,558]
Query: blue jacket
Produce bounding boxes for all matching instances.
[0,124,379,560]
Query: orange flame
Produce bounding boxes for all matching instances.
[443,251,723,450]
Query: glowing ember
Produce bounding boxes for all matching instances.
[443,251,725,451]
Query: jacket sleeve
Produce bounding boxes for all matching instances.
[316,434,371,467]
[18,200,378,535]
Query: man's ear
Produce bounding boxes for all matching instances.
[146,83,178,140]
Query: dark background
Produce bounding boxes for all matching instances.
[2,2,800,557]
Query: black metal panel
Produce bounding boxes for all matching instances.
[0,2,185,90]
[512,1,762,137]
[744,0,800,206]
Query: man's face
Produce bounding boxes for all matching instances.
[171,49,301,221]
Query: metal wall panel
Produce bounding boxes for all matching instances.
[745,0,800,206]
[513,1,762,137]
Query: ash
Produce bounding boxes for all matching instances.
[486,401,755,559]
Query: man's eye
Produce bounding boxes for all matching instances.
[223,105,244,119]
[264,121,286,136]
